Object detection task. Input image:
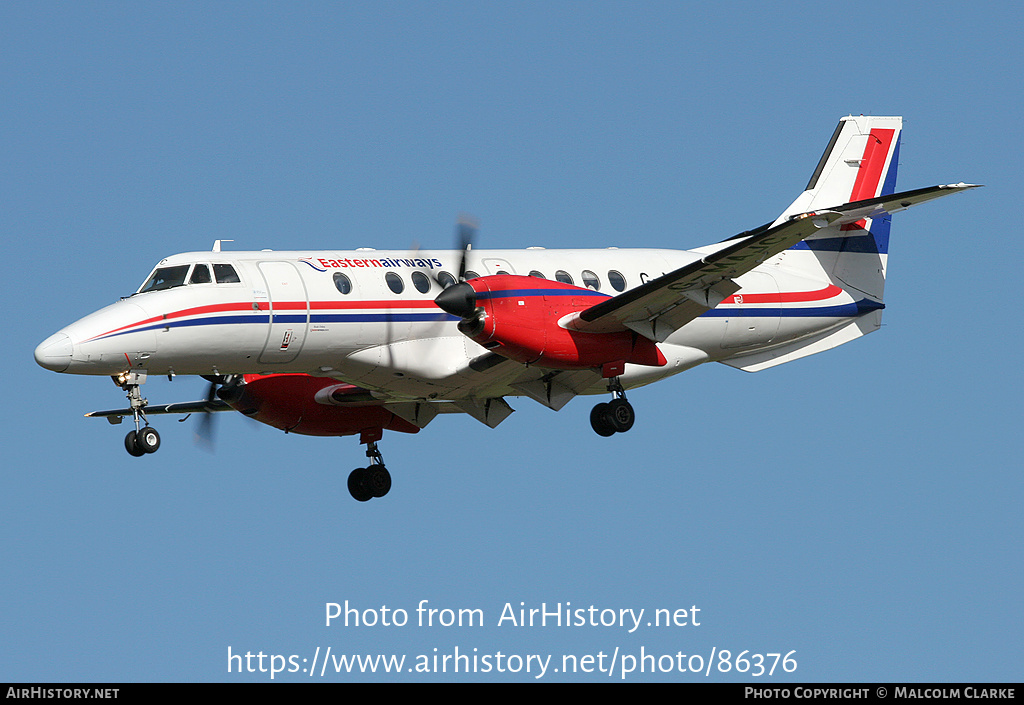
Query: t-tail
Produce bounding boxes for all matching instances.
[723,116,978,372]
[777,115,904,303]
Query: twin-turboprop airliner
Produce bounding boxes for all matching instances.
[34,116,977,501]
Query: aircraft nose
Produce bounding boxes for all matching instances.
[34,332,73,372]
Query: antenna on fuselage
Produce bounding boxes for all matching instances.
[212,240,234,252]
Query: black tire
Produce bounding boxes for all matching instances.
[347,467,373,502]
[124,430,145,457]
[590,403,616,437]
[607,398,635,433]
[135,426,161,454]
[366,465,392,498]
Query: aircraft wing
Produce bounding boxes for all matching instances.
[562,210,840,341]
[86,399,233,423]
[565,183,978,342]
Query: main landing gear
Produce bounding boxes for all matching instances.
[115,371,162,457]
[590,377,635,437]
[347,430,392,502]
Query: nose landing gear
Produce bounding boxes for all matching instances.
[115,370,161,457]
[125,426,161,456]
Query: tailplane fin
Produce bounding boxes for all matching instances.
[722,117,978,372]
[777,115,903,222]
[775,116,903,302]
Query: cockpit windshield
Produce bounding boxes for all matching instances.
[137,265,190,293]
[135,262,243,294]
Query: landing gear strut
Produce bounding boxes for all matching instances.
[347,430,392,501]
[115,370,161,457]
[590,377,635,436]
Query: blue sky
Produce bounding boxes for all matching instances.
[2,1,1020,682]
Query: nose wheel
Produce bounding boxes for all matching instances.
[590,378,635,436]
[125,426,161,456]
[115,371,162,457]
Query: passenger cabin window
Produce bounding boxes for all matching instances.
[554,270,573,285]
[213,264,241,283]
[608,270,626,291]
[385,272,404,294]
[437,271,457,289]
[529,270,545,279]
[189,264,212,284]
[581,270,600,290]
[333,272,352,295]
[138,265,190,293]
[463,270,480,280]
[412,271,431,294]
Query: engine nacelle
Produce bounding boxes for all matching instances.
[224,373,419,437]
[439,275,666,371]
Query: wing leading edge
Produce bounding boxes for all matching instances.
[563,183,979,343]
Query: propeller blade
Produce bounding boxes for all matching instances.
[455,214,478,282]
[194,376,230,452]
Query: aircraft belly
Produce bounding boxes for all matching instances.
[341,335,478,396]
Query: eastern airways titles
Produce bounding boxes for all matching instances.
[497,602,701,634]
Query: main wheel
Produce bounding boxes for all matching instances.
[135,426,161,454]
[347,467,374,502]
[590,403,616,437]
[124,430,145,457]
[607,398,635,433]
[366,465,392,498]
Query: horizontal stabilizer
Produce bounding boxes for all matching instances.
[827,183,980,225]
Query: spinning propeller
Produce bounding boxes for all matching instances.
[434,215,483,321]
[194,374,241,450]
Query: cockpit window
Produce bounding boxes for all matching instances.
[189,264,212,284]
[138,265,190,293]
[213,264,241,283]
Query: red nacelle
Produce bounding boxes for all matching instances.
[461,275,666,371]
[225,373,419,439]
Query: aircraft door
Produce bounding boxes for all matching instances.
[258,261,309,364]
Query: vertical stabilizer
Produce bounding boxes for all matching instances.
[777,115,902,220]
[775,116,902,301]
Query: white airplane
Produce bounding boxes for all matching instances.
[34,116,976,501]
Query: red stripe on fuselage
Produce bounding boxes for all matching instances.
[309,300,441,310]
[86,299,445,341]
[720,284,843,306]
